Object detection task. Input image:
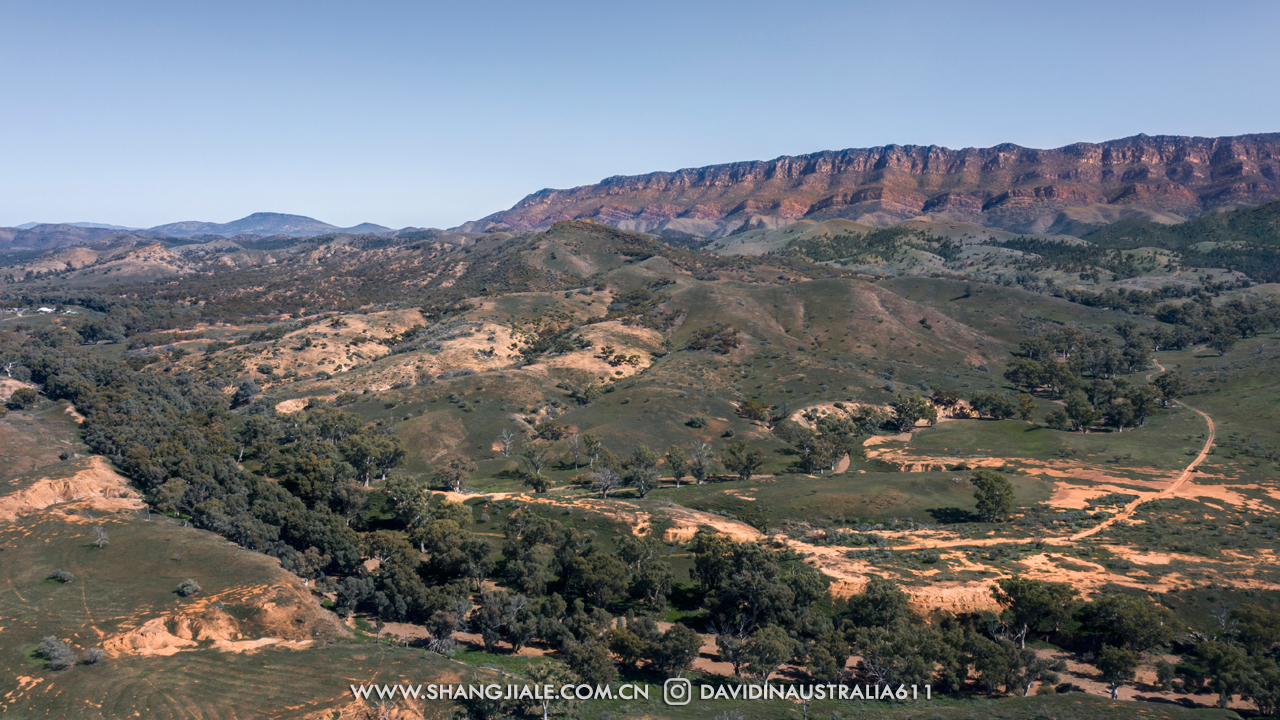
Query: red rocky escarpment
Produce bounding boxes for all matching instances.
[466,133,1280,236]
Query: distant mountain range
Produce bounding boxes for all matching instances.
[148,212,391,238]
[14,221,139,231]
[0,213,399,252]
[10,132,1280,252]
[464,133,1280,237]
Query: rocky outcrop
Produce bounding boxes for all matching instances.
[469,133,1280,236]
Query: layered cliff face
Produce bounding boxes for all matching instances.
[469,134,1280,236]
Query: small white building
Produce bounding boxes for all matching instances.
[37,307,55,313]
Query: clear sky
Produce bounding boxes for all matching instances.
[2,1,1278,229]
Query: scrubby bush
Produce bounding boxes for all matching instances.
[231,379,259,407]
[48,569,75,583]
[36,636,76,670]
[683,324,740,354]
[176,579,201,597]
[6,387,37,410]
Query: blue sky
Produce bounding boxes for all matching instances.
[2,1,1277,229]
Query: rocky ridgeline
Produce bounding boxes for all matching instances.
[468,133,1280,236]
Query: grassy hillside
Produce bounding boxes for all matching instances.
[1082,200,1280,281]
[1086,200,1280,249]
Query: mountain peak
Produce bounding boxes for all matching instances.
[149,213,341,238]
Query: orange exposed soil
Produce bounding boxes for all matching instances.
[417,387,1238,619]
[534,320,663,379]
[766,394,1229,612]
[862,432,913,447]
[661,504,762,543]
[0,456,143,522]
[104,581,340,658]
[787,402,890,429]
[0,378,34,401]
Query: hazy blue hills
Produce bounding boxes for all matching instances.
[149,212,354,238]
[14,221,139,231]
[0,213,399,250]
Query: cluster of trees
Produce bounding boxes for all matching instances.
[1040,380,1163,434]
[1055,288,1276,357]
[1177,604,1280,711]
[332,467,827,682]
[237,401,405,497]
[1000,326,1176,432]
[578,438,738,495]
[35,636,104,671]
[413,508,1266,702]
[328,498,486,626]
[782,226,960,265]
[1002,238,1150,279]
[888,394,938,432]
[692,532,828,682]
[671,567,1066,696]
[486,426,757,498]
[774,395,934,438]
[1005,326,1152,387]
[683,324,741,354]
[1150,296,1275,356]
[1058,281,1239,313]
[596,344,643,367]
[333,501,705,685]
[4,291,199,334]
[975,577,1280,708]
[6,386,37,410]
[510,313,593,364]
[602,281,680,331]
[774,410,880,474]
[1081,204,1280,283]
[967,391,1037,421]
[766,394,938,474]
[4,332,398,587]
[796,574,1280,702]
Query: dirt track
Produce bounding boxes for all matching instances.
[1067,401,1214,540]
[886,361,1216,552]
[1068,361,1214,539]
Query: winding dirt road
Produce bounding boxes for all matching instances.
[1067,402,1214,540]
[883,362,1214,552]
[1067,362,1214,540]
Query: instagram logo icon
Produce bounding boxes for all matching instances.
[663,678,692,705]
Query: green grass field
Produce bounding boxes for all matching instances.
[906,409,1210,477]
[654,469,1052,529]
